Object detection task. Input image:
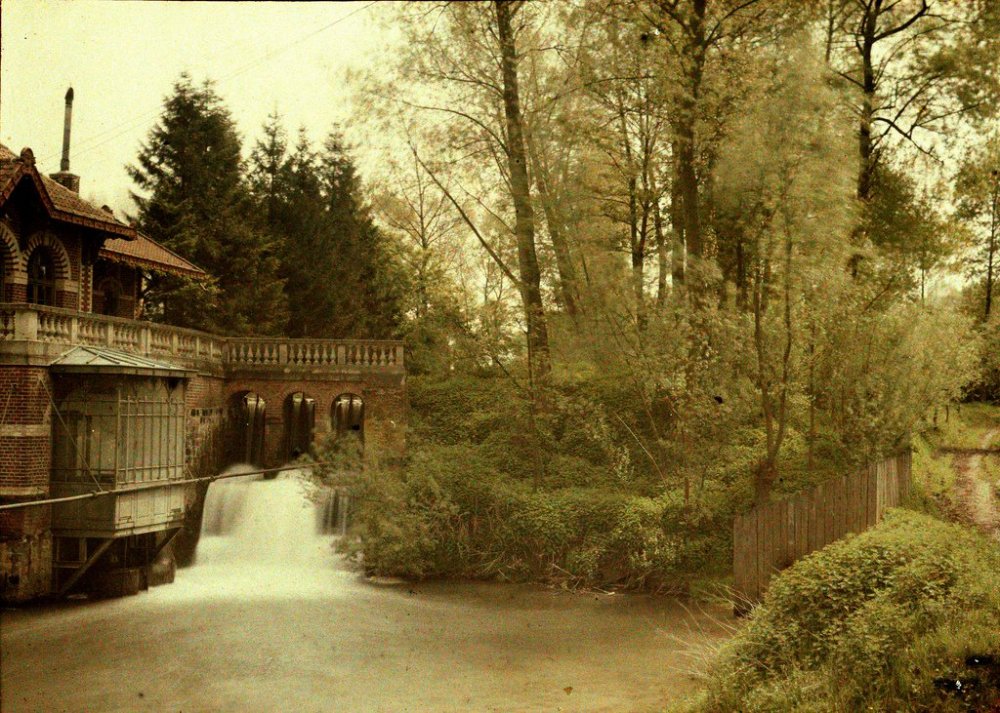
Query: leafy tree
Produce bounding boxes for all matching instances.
[374,145,469,375]
[715,41,855,501]
[826,0,1000,203]
[954,133,1000,321]
[386,1,553,381]
[859,164,954,300]
[128,74,288,334]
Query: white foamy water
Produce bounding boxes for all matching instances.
[156,465,353,601]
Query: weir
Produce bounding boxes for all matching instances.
[194,466,350,572]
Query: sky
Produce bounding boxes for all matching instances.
[0,0,396,217]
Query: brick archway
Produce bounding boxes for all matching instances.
[0,222,22,278]
[0,222,24,301]
[223,376,405,468]
[21,231,72,281]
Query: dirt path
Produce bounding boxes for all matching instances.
[951,427,1000,538]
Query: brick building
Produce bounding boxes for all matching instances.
[0,92,406,603]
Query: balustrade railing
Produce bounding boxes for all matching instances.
[0,303,403,371]
[224,338,403,369]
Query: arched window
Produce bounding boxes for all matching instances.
[27,248,56,306]
[97,278,122,316]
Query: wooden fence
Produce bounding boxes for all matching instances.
[733,451,912,604]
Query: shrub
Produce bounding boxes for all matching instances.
[351,443,729,590]
[694,510,1000,712]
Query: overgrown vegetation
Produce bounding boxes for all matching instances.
[680,511,1000,713]
[121,0,1000,708]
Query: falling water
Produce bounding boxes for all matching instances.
[161,465,352,600]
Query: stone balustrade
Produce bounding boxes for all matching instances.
[0,303,404,371]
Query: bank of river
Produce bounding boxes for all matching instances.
[1,477,732,713]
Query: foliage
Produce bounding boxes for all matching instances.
[128,74,288,334]
[248,116,406,338]
[344,374,741,587]
[354,443,729,589]
[693,510,1000,712]
[815,302,981,460]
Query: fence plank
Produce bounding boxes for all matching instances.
[755,507,765,601]
[866,466,878,528]
[810,484,822,552]
[849,469,862,534]
[795,492,808,561]
[733,452,913,605]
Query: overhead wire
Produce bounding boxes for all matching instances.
[0,461,348,511]
[38,1,378,165]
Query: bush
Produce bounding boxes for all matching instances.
[352,443,731,590]
[694,510,1000,712]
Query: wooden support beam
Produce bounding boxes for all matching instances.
[58,538,114,597]
[151,528,181,560]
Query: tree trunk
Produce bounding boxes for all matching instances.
[655,201,668,306]
[495,0,550,379]
[526,132,580,320]
[633,210,647,328]
[986,183,997,321]
[675,0,706,262]
[670,139,686,287]
[735,239,747,309]
[857,20,876,203]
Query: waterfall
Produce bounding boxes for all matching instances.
[156,465,354,600]
[196,466,344,567]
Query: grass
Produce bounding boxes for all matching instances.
[909,433,957,517]
[922,402,1000,451]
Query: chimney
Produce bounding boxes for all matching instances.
[49,87,80,193]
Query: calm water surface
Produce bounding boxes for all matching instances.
[1,473,731,713]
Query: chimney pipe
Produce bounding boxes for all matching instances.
[50,87,81,193]
[60,87,74,172]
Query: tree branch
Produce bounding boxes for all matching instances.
[414,150,523,289]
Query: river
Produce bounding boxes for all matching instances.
[0,471,731,712]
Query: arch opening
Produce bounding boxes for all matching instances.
[27,247,56,306]
[332,393,364,439]
[96,277,122,317]
[0,234,15,302]
[226,391,266,467]
[282,391,316,463]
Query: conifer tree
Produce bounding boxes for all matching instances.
[128,74,288,334]
[316,129,404,339]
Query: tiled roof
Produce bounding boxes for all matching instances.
[1,141,207,278]
[0,142,134,237]
[100,234,207,279]
[41,172,131,227]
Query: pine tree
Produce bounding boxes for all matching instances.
[316,129,405,339]
[128,74,288,334]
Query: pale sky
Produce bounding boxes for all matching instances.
[0,0,397,217]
